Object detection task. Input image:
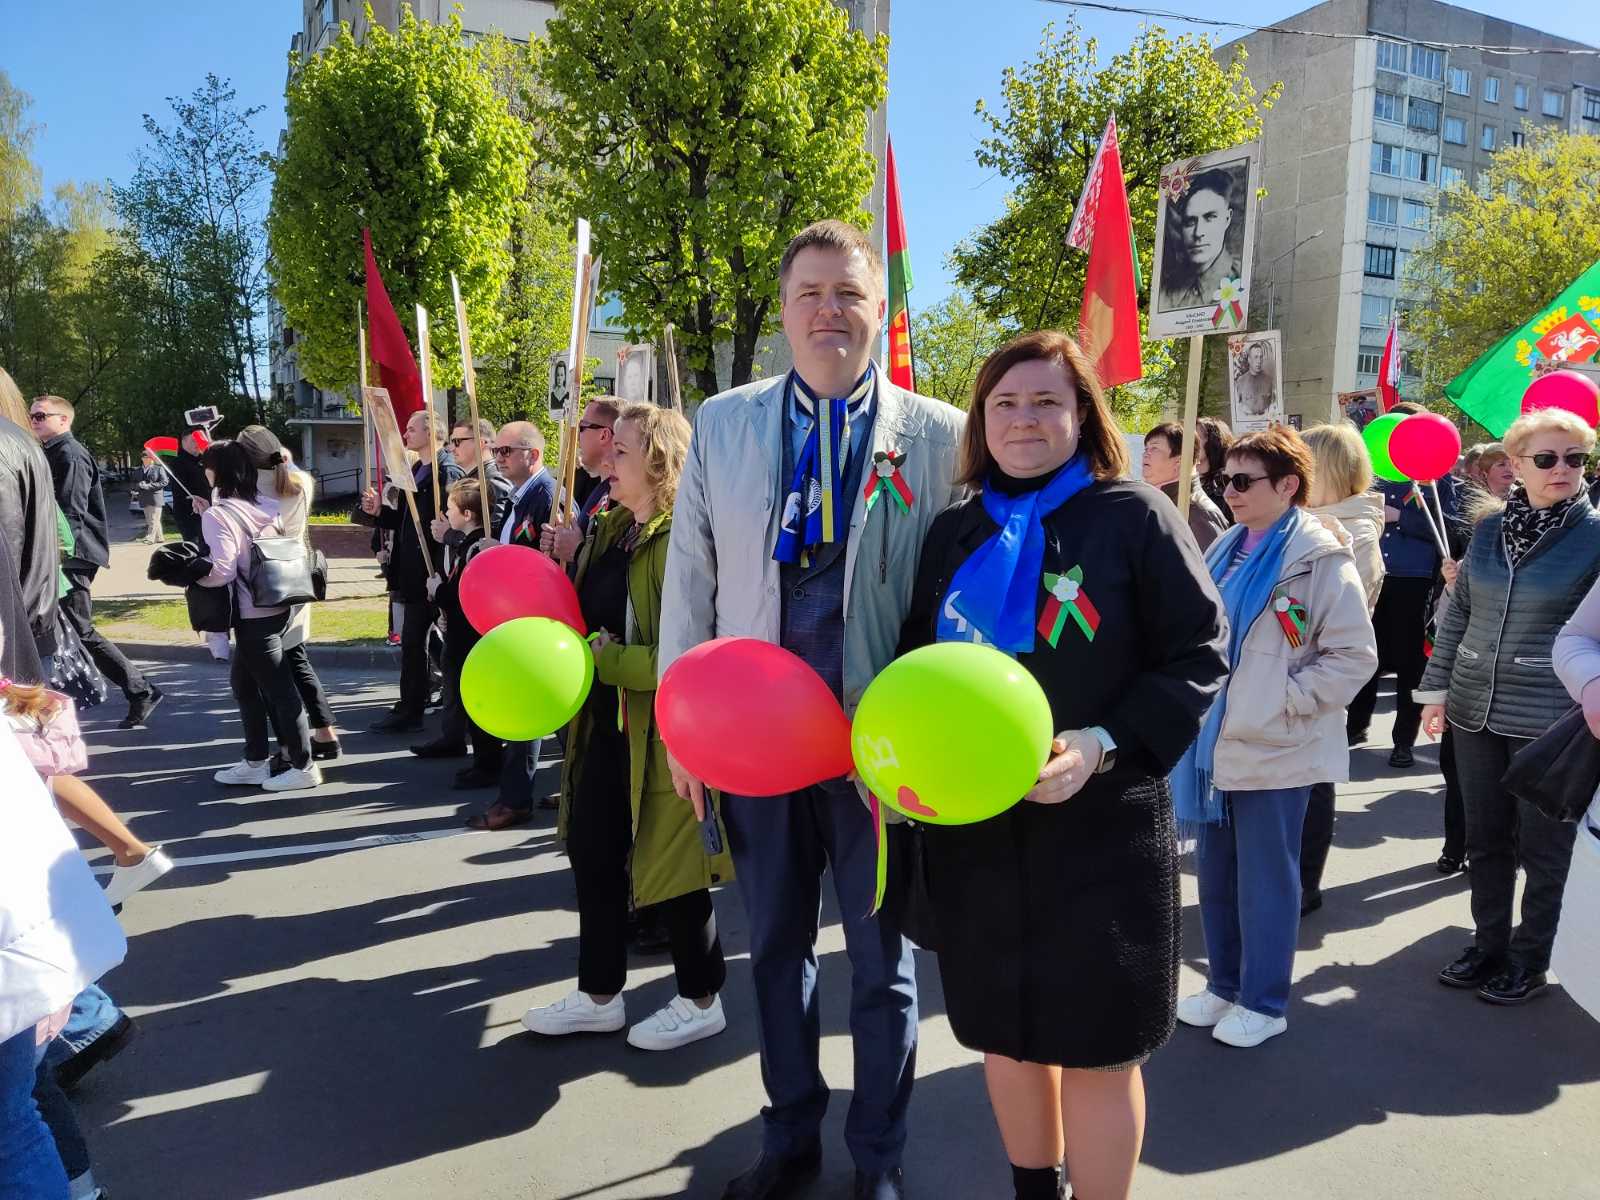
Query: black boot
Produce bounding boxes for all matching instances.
[1011,1164,1063,1199]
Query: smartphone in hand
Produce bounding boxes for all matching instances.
[700,795,722,856]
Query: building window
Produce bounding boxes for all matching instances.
[1511,129,1526,148]
[1513,83,1530,110]
[1403,198,1431,230]
[1484,77,1501,103]
[1358,349,1384,375]
[1374,90,1402,123]
[1584,90,1600,122]
[318,0,334,26]
[1397,248,1412,279]
[1361,294,1393,329]
[1443,116,1467,144]
[1411,46,1443,81]
[1372,142,1402,176]
[1365,245,1397,278]
[1403,149,1434,182]
[1408,97,1440,132]
[1376,39,1408,73]
[1369,192,1399,225]
[1481,124,1497,151]
[1400,350,1421,379]
[1447,67,1471,95]
[1440,164,1465,189]
[1543,90,1565,117]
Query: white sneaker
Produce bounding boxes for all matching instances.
[103,847,175,907]
[214,758,271,785]
[1175,989,1234,1028]
[521,989,626,1036]
[626,994,727,1052]
[1212,1005,1287,1048]
[262,762,323,791]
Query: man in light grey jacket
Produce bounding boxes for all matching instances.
[660,221,964,1200]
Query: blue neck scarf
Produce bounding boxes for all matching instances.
[774,368,874,566]
[1170,507,1301,828]
[935,454,1096,653]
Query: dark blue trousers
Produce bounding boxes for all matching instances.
[723,778,918,1174]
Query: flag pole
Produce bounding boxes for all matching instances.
[415,304,441,519]
[663,323,683,412]
[562,252,596,525]
[1176,335,1204,523]
[450,272,493,536]
[358,300,373,495]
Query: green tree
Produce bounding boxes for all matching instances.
[0,70,41,223]
[269,6,533,395]
[908,288,1013,409]
[535,0,888,399]
[950,21,1277,402]
[1407,128,1600,418]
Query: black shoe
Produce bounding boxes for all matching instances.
[1478,966,1548,1005]
[1436,853,1466,874]
[55,1013,137,1091]
[1389,746,1415,768]
[410,739,468,759]
[1438,946,1504,989]
[1347,727,1369,747]
[369,712,424,733]
[721,1145,822,1200]
[854,1168,906,1200]
[452,766,500,790]
[311,738,341,762]
[120,686,165,729]
[1300,888,1323,917]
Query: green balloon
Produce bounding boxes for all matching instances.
[852,642,1054,825]
[1363,412,1410,482]
[461,616,594,742]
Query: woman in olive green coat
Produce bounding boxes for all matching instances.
[522,403,735,1052]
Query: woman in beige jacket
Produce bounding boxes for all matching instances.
[1171,428,1377,1048]
[1298,424,1386,914]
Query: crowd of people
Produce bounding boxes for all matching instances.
[3,218,1600,1200]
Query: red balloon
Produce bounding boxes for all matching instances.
[460,544,586,636]
[1521,370,1600,429]
[1388,412,1462,482]
[655,638,853,797]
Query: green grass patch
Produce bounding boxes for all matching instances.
[96,597,389,644]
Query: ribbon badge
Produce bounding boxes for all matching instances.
[1037,565,1100,648]
[1211,277,1245,329]
[863,449,915,514]
[1274,594,1308,649]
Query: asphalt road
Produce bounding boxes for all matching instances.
[66,655,1600,1199]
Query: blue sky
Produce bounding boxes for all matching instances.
[7,0,1591,309]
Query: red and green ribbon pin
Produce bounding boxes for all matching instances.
[863,449,914,514]
[1037,565,1099,647]
[1274,595,1308,649]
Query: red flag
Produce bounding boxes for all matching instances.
[1377,316,1400,411]
[1066,117,1142,390]
[884,138,916,392]
[362,228,423,425]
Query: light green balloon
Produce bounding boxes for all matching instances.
[852,642,1054,825]
[461,616,594,742]
[1363,411,1410,483]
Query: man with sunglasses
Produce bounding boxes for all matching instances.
[435,418,511,539]
[1346,401,1459,769]
[31,394,163,728]
[541,397,619,566]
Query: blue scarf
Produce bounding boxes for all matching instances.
[935,454,1095,652]
[1170,507,1301,828]
[774,368,874,566]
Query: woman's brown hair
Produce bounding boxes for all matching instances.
[957,330,1128,486]
[1227,427,1316,506]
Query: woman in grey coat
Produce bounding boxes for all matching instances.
[1417,407,1600,1006]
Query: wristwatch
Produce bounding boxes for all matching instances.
[1085,725,1118,774]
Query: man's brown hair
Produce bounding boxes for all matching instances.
[778,219,884,298]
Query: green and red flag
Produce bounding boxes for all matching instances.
[885,137,916,392]
[143,436,179,458]
[1066,115,1143,390]
[1444,256,1600,436]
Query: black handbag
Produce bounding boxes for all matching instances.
[186,582,234,633]
[1502,704,1600,823]
[46,606,108,710]
[309,546,329,602]
[247,534,317,607]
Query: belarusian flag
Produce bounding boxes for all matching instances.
[1376,317,1400,412]
[1066,116,1142,389]
[1445,256,1600,436]
[885,137,916,392]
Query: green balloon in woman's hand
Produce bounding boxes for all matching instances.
[852,642,1055,825]
[461,616,595,742]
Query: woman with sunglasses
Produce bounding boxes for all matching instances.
[1174,428,1376,1049]
[1417,407,1600,1006]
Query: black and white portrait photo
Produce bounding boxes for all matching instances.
[1226,330,1284,432]
[1148,144,1260,339]
[548,353,569,414]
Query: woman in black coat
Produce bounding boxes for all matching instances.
[898,331,1228,1200]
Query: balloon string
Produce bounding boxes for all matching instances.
[869,792,888,916]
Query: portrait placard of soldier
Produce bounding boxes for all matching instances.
[1148,143,1260,339]
[1226,330,1284,433]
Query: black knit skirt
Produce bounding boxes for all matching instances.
[921,775,1180,1067]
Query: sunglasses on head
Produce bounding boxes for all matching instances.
[1222,472,1274,494]
[1518,451,1587,471]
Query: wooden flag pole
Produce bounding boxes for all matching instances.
[562,252,596,524]
[663,323,683,412]
[1175,334,1204,523]
[403,490,435,577]
[358,300,373,494]
[416,304,441,517]
[450,273,493,536]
